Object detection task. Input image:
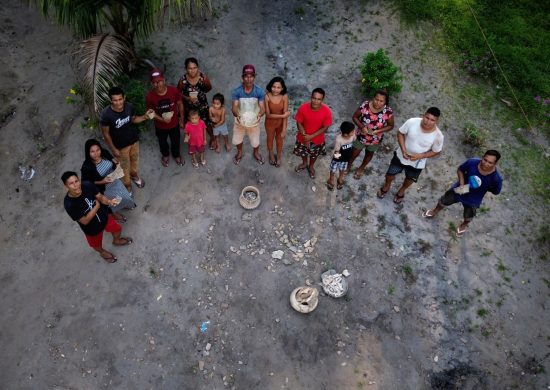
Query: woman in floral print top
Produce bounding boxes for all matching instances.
[348,90,394,180]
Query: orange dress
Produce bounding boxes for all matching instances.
[265,96,285,132]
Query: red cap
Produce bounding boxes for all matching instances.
[150,68,164,82]
[242,64,256,76]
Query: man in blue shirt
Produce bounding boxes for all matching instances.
[231,64,265,165]
[422,149,503,237]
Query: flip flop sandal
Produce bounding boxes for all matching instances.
[254,155,265,165]
[294,165,307,172]
[102,254,118,263]
[132,177,145,188]
[161,157,169,167]
[353,170,365,180]
[308,167,316,179]
[269,159,277,166]
[422,210,435,218]
[393,193,405,204]
[114,237,133,246]
[376,187,388,199]
[456,226,467,237]
[114,215,127,223]
[175,158,185,166]
[337,182,344,190]
[233,155,242,165]
[326,182,335,191]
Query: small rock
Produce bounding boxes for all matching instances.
[434,355,439,363]
[342,269,350,277]
[230,246,237,253]
[311,186,316,192]
[198,360,205,370]
[393,306,400,313]
[205,343,211,351]
[271,250,284,259]
[259,249,265,255]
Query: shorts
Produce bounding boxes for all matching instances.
[188,144,205,154]
[232,121,260,147]
[329,160,348,173]
[213,123,229,136]
[85,214,121,248]
[293,141,326,158]
[386,152,422,182]
[438,189,477,221]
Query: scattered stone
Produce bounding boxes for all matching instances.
[205,343,211,351]
[393,306,400,313]
[304,240,311,248]
[258,249,265,255]
[271,250,284,259]
[199,360,205,370]
[434,355,439,363]
[311,186,316,192]
[230,246,237,253]
[342,269,350,277]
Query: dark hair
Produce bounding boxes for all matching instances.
[266,77,288,95]
[108,86,124,99]
[61,171,78,184]
[188,109,199,118]
[426,107,441,117]
[84,138,104,163]
[212,93,225,105]
[311,87,325,98]
[484,149,501,162]
[373,89,389,105]
[340,121,355,135]
[185,57,199,68]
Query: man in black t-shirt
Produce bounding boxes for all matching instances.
[62,171,133,263]
[100,86,154,193]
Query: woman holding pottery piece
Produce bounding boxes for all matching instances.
[177,57,214,148]
[348,90,394,179]
[81,139,136,222]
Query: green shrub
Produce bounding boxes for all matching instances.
[463,123,486,147]
[360,49,403,97]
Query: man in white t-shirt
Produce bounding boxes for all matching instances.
[377,107,444,204]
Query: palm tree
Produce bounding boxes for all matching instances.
[30,0,211,114]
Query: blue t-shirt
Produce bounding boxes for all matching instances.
[231,84,265,102]
[452,158,503,207]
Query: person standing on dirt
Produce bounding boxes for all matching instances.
[100,86,153,193]
[231,64,265,165]
[422,150,503,237]
[62,171,133,263]
[146,68,185,167]
[376,107,444,204]
[348,90,394,180]
[293,88,333,179]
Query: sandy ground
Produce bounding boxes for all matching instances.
[1,0,549,389]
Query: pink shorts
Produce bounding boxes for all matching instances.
[85,214,121,248]
[188,144,205,154]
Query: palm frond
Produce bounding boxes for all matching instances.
[72,34,133,115]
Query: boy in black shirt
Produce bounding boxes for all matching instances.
[62,171,132,263]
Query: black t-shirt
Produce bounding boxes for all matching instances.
[99,102,139,149]
[64,182,109,236]
[334,140,354,162]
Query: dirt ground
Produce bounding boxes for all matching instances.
[1,1,549,389]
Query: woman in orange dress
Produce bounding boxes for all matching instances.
[264,77,291,167]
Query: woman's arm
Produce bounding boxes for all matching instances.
[373,115,395,136]
[281,95,289,137]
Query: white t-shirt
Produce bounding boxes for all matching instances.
[395,117,444,169]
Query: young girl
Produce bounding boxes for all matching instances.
[184,109,207,167]
[265,76,291,167]
[208,93,230,153]
[327,121,356,191]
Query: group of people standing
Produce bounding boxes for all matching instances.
[61,61,503,263]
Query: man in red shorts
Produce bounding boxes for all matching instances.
[62,171,132,263]
[293,88,333,179]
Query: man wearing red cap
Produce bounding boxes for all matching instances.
[146,68,185,167]
[231,64,265,165]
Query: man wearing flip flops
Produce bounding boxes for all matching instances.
[422,150,503,237]
[146,68,185,168]
[231,64,265,165]
[377,107,444,203]
[101,86,153,193]
[293,88,333,179]
[62,171,133,263]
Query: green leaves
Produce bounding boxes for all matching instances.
[360,49,403,97]
[72,34,132,115]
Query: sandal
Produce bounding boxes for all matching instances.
[161,157,169,167]
[456,226,467,237]
[131,176,145,188]
[393,193,405,204]
[422,209,435,218]
[294,164,307,173]
[337,181,344,190]
[192,162,199,168]
[113,214,127,223]
[308,166,316,179]
[233,154,242,165]
[326,182,335,191]
[254,154,265,165]
[376,187,388,199]
[353,169,365,180]
[175,157,185,166]
[113,237,133,246]
[100,252,118,263]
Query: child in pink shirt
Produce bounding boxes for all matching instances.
[184,109,207,167]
